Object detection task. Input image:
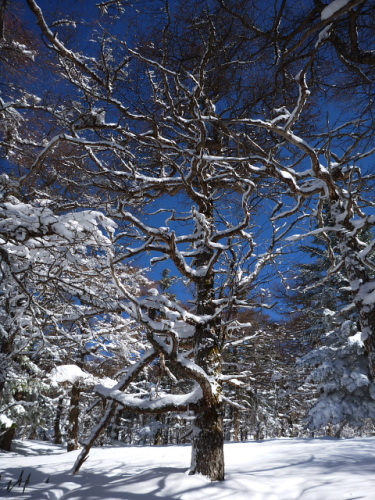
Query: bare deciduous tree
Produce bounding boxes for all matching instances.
[0,0,373,481]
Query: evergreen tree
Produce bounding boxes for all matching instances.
[285,223,375,432]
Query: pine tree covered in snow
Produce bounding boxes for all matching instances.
[286,217,375,432]
[301,314,375,431]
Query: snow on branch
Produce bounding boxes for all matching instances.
[321,0,353,21]
[0,199,116,246]
[26,0,103,85]
[95,383,202,413]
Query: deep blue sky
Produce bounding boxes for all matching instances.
[9,0,375,321]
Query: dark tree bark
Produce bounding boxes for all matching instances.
[189,204,225,480]
[190,402,224,480]
[67,383,81,452]
[54,396,64,445]
[0,424,16,451]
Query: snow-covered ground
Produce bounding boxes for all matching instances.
[1,437,374,499]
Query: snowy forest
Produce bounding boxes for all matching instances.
[0,0,374,484]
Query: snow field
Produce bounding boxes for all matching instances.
[1,437,374,499]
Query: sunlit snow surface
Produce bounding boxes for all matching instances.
[1,438,374,499]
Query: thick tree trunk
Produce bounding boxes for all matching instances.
[67,383,80,452]
[190,401,224,480]
[190,214,225,480]
[190,334,224,481]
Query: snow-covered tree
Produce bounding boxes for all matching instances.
[1,0,374,481]
[300,314,375,432]
[0,173,153,449]
[5,0,295,480]
[278,207,374,434]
